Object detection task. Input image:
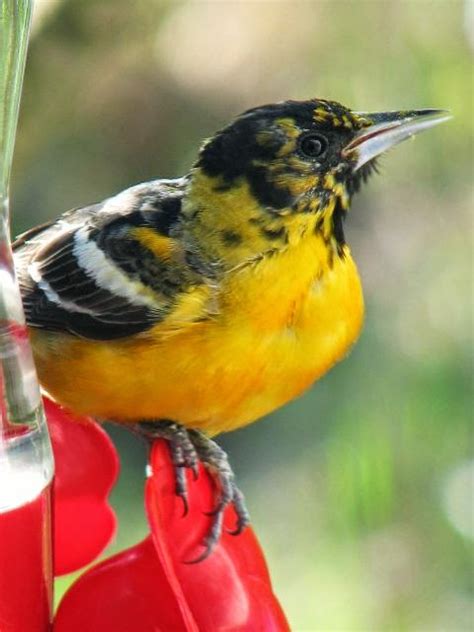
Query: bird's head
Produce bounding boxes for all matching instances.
[185,99,449,268]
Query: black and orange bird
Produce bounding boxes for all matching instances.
[13,99,449,558]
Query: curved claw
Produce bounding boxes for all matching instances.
[137,420,251,561]
[184,507,225,563]
[183,545,214,564]
[179,492,189,518]
[191,463,199,481]
[203,500,226,517]
[226,522,245,536]
[225,496,250,536]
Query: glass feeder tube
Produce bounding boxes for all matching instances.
[0,1,54,630]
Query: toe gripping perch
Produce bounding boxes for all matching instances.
[138,421,251,563]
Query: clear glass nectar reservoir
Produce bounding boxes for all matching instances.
[0,1,54,629]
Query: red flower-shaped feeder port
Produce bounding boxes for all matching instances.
[42,398,289,630]
[54,438,289,630]
[45,399,119,576]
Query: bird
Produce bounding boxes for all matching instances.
[13,98,450,559]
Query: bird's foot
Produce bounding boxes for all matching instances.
[138,420,250,562]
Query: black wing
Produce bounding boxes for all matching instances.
[14,179,189,340]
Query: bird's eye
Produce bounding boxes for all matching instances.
[299,133,328,158]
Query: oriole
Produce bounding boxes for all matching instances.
[13,99,449,558]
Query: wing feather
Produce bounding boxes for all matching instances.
[13,179,208,340]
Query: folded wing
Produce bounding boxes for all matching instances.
[14,179,204,340]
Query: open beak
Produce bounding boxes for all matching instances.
[343,109,452,171]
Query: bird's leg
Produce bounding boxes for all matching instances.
[138,420,199,515]
[137,420,250,562]
[187,428,251,562]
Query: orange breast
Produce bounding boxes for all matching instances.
[30,234,364,435]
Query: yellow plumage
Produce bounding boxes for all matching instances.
[15,98,447,437]
[30,229,363,435]
[14,97,448,553]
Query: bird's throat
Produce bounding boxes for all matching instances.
[182,167,348,272]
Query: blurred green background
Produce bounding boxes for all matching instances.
[12,1,472,630]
